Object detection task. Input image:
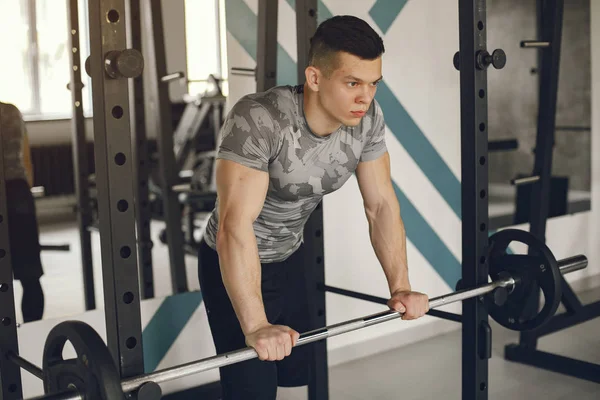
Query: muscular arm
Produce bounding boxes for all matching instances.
[356,152,410,294]
[214,159,270,335]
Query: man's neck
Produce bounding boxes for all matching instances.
[303,83,341,137]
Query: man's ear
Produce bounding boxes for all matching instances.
[305,66,321,92]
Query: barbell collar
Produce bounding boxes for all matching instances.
[119,254,587,393]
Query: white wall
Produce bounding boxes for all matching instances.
[224,0,600,365]
[26,0,188,146]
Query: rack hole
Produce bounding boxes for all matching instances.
[120,246,131,259]
[480,190,487,199]
[479,156,486,165]
[115,153,126,166]
[123,292,134,304]
[480,223,487,232]
[107,9,120,23]
[112,106,124,119]
[117,200,129,212]
[478,21,484,31]
[126,337,137,349]
[479,123,486,132]
[479,89,485,98]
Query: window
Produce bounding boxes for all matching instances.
[0,0,92,120]
[184,0,229,96]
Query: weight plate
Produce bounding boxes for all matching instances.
[485,229,561,331]
[43,321,125,400]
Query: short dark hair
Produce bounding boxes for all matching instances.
[308,15,385,76]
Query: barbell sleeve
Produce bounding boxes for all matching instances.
[511,175,540,186]
[120,254,587,393]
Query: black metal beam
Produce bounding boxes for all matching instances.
[0,104,23,400]
[520,0,565,351]
[323,285,463,323]
[141,0,188,293]
[458,1,491,399]
[533,300,600,337]
[488,139,518,152]
[505,345,600,383]
[67,0,96,311]
[128,0,155,300]
[295,2,327,399]
[88,0,144,378]
[257,0,278,92]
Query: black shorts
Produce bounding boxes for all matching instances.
[198,239,313,400]
[6,179,43,281]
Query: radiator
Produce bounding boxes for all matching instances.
[31,143,95,197]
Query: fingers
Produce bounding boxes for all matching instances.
[248,325,297,362]
[392,293,429,320]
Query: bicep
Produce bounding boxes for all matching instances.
[215,159,269,228]
[355,152,396,215]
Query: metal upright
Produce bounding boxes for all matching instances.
[457,0,500,398]
[505,0,600,383]
[294,1,329,399]
[128,0,155,299]
[67,0,96,311]
[0,107,22,400]
[256,0,278,92]
[141,0,188,293]
[88,0,145,378]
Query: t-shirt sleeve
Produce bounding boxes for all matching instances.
[216,98,279,172]
[360,100,387,162]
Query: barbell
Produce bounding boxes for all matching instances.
[17,229,589,399]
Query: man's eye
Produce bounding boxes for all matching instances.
[348,82,358,87]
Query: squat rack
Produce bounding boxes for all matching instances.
[0,1,593,400]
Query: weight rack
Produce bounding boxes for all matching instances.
[67,0,96,311]
[87,0,144,379]
[505,0,600,382]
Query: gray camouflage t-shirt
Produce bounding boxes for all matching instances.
[203,85,387,263]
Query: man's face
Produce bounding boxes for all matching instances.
[317,51,382,127]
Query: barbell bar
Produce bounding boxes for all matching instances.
[120,254,587,393]
[31,254,587,400]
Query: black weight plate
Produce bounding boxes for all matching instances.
[43,321,124,400]
[485,229,561,331]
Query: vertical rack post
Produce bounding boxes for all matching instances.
[458,1,491,398]
[67,0,96,311]
[88,0,145,378]
[128,0,155,299]
[141,0,188,294]
[295,2,328,399]
[519,0,564,350]
[0,109,22,400]
[257,0,278,92]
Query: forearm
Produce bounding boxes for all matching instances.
[216,224,268,335]
[367,202,410,294]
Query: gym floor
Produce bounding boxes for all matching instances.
[14,219,600,399]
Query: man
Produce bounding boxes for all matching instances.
[198,15,429,399]
[0,101,45,323]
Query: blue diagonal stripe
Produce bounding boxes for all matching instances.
[226,0,297,86]
[285,0,333,23]
[142,291,203,372]
[225,0,460,287]
[376,82,462,218]
[369,0,408,34]
[393,182,461,286]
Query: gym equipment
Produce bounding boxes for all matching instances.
[19,229,586,399]
[42,322,125,400]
